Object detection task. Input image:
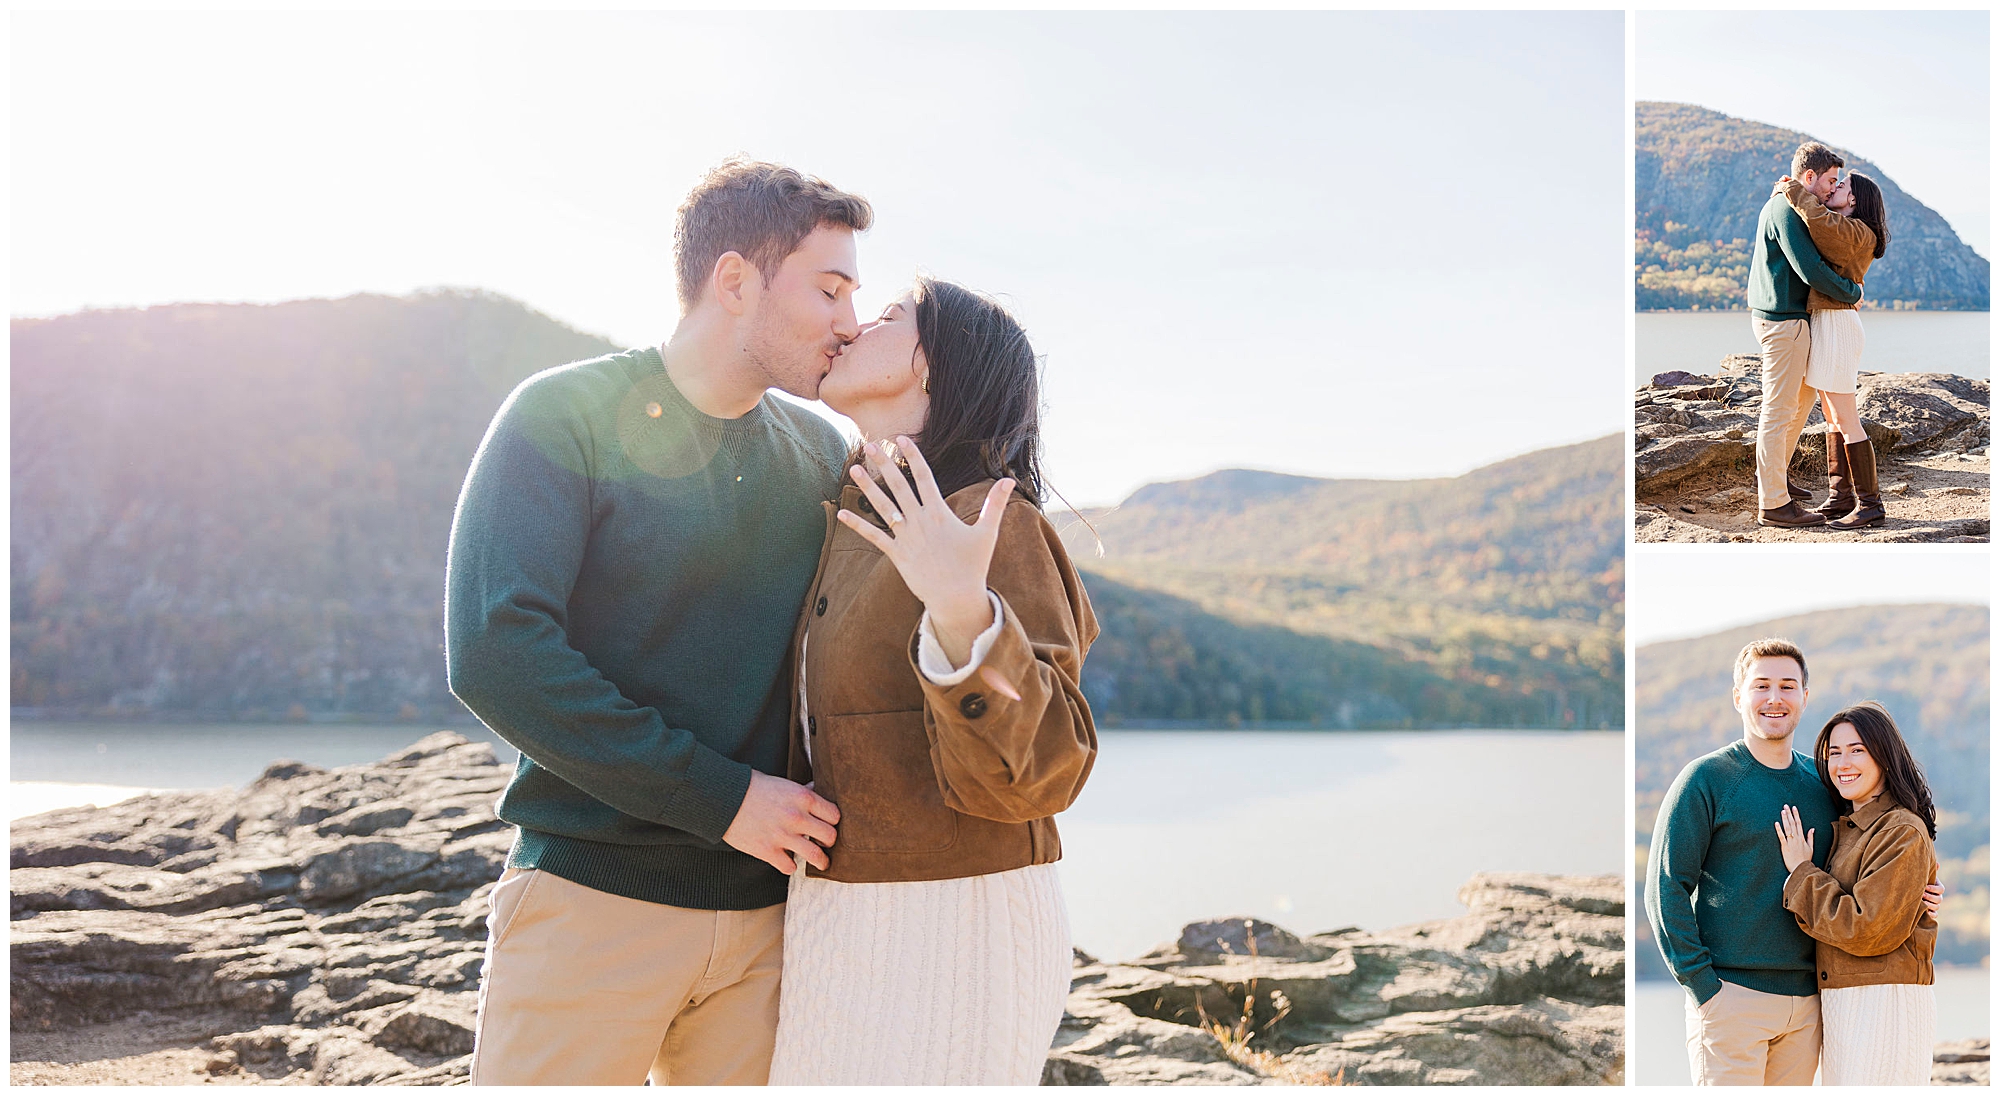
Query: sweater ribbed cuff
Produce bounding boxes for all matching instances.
[1684,967,1723,1006]
[660,748,756,845]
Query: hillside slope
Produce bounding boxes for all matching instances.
[11,291,620,719]
[1636,101,1990,310]
[1063,435,1625,729]
[13,291,1621,730]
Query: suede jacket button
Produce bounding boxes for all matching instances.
[1821,971,1829,980]
[959,693,987,719]
[815,596,828,616]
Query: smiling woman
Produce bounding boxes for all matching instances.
[1783,703,1943,1085]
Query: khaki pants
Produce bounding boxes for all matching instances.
[471,867,785,1086]
[1753,316,1817,510]
[1683,980,1821,1086]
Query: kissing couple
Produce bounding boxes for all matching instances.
[1750,140,1893,530]
[1647,639,1944,1085]
[444,159,1099,1085]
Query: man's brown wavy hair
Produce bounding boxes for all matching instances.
[1733,637,1808,693]
[1792,141,1844,180]
[673,158,874,312]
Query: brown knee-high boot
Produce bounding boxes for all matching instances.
[1829,439,1885,529]
[1814,436,1855,518]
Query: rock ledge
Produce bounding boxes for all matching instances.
[10,737,1647,1086]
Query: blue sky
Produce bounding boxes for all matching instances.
[13,11,1624,505]
[1638,10,1990,258]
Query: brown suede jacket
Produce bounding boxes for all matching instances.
[1781,792,1938,989]
[786,480,1099,883]
[1779,178,1876,314]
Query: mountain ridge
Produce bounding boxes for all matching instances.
[1059,434,1625,729]
[12,290,1619,730]
[1636,101,1990,310]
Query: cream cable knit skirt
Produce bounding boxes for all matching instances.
[767,863,1073,1085]
[1804,308,1865,395]
[1820,982,1935,1085]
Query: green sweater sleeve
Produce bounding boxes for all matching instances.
[444,376,753,843]
[1647,763,1724,1004]
[1775,206,1863,305]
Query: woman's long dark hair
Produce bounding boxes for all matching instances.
[873,276,1046,506]
[1813,701,1936,838]
[1848,172,1890,260]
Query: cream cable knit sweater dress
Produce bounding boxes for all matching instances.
[1819,982,1936,1085]
[767,597,1075,1085]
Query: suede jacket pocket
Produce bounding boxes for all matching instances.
[816,710,959,854]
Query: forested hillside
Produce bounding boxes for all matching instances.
[13,291,1622,730]
[1063,435,1625,729]
[1636,102,1990,311]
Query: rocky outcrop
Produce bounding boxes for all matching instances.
[1634,360,1989,543]
[1047,873,1624,1086]
[13,735,1627,1086]
[1935,1039,1991,1086]
[12,733,508,1084]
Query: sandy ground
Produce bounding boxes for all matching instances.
[11,1013,271,1086]
[1636,450,1989,543]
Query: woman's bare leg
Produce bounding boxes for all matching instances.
[1820,389,1866,443]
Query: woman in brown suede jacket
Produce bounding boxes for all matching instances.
[1775,701,1939,1085]
[765,277,1097,1085]
[1778,171,1892,528]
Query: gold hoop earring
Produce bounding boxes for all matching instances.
[921,373,930,394]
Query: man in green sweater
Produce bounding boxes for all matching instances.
[445,160,869,1084]
[1645,638,1942,1085]
[1749,141,1864,529]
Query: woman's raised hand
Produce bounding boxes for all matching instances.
[1773,804,1815,874]
[838,438,1014,665]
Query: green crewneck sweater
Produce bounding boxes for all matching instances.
[445,347,847,910]
[1646,739,1835,1003]
[1749,192,1862,322]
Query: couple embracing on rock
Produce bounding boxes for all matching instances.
[443,159,1098,1085]
[1647,638,1946,1085]
[1750,140,1894,530]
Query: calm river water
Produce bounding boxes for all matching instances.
[1639,310,1990,381]
[12,724,1622,962]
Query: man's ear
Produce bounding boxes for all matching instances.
[712,251,759,318]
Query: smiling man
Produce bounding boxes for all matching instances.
[1645,637,1940,1086]
[445,159,870,1085]
[1647,639,1831,1085]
